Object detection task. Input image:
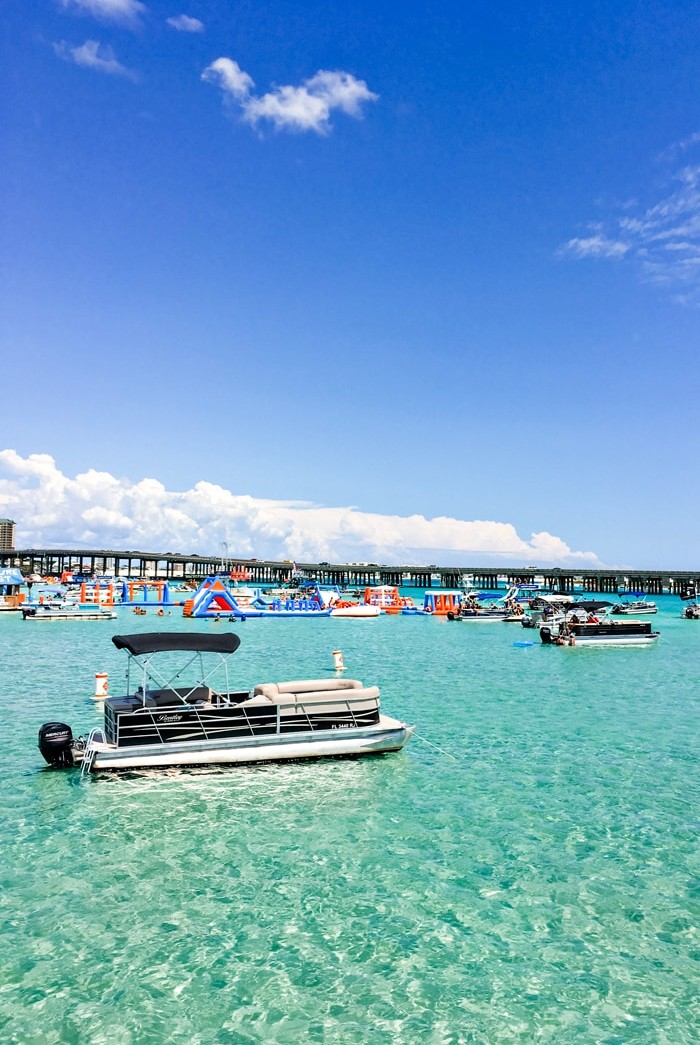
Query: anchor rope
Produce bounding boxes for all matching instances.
[412,731,460,762]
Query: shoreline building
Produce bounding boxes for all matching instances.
[0,519,15,552]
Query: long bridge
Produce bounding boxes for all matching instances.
[0,547,697,595]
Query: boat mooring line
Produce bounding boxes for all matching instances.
[412,731,460,762]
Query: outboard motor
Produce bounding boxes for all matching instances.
[540,627,553,645]
[38,722,75,767]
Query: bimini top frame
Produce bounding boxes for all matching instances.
[111,632,242,707]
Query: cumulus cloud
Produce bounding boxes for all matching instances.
[561,136,700,300]
[54,39,138,80]
[166,14,204,33]
[202,58,254,99]
[0,450,601,567]
[58,0,146,25]
[202,58,378,134]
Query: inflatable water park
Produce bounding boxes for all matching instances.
[183,577,334,618]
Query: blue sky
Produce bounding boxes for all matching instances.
[1,0,699,568]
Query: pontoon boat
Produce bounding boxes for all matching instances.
[610,595,658,615]
[38,632,413,773]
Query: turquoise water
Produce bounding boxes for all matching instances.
[1,599,698,1043]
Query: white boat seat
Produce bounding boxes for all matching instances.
[263,685,380,709]
[294,686,380,715]
[253,678,363,699]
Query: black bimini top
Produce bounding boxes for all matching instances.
[112,632,241,656]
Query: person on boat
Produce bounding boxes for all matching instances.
[570,613,580,624]
[587,613,599,623]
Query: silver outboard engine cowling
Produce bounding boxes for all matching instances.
[38,722,75,767]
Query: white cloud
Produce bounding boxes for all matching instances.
[243,70,379,133]
[561,136,700,299]
[0,450,601,567]
[166,14,204,33]
[561,234,629,259]
[202,59,378,134]
[54,39,138,79]
[58,0,146,25]
[202,58,254,99]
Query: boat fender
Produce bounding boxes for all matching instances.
[38,722,75,768]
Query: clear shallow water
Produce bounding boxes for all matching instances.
[0,600,698,1044]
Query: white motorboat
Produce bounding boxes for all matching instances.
[520,593,573,628]
[22,602,118,621]
[38,632,413,773]
[680,584,699,618]
[447,593,511,621]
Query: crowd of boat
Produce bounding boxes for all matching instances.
[2,567,699,638]
[3,564,692,776]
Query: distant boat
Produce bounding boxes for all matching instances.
[610,594,658,615]
[447,591,511,621]
[22,602,117,621]
[540,611,659,646]
[680,583,699,619]
[521,593,583,629]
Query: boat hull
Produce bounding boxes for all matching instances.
[449,612,509,622]
[563,634,659,646]
[85,716,413,771]
[23,609,117,621]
